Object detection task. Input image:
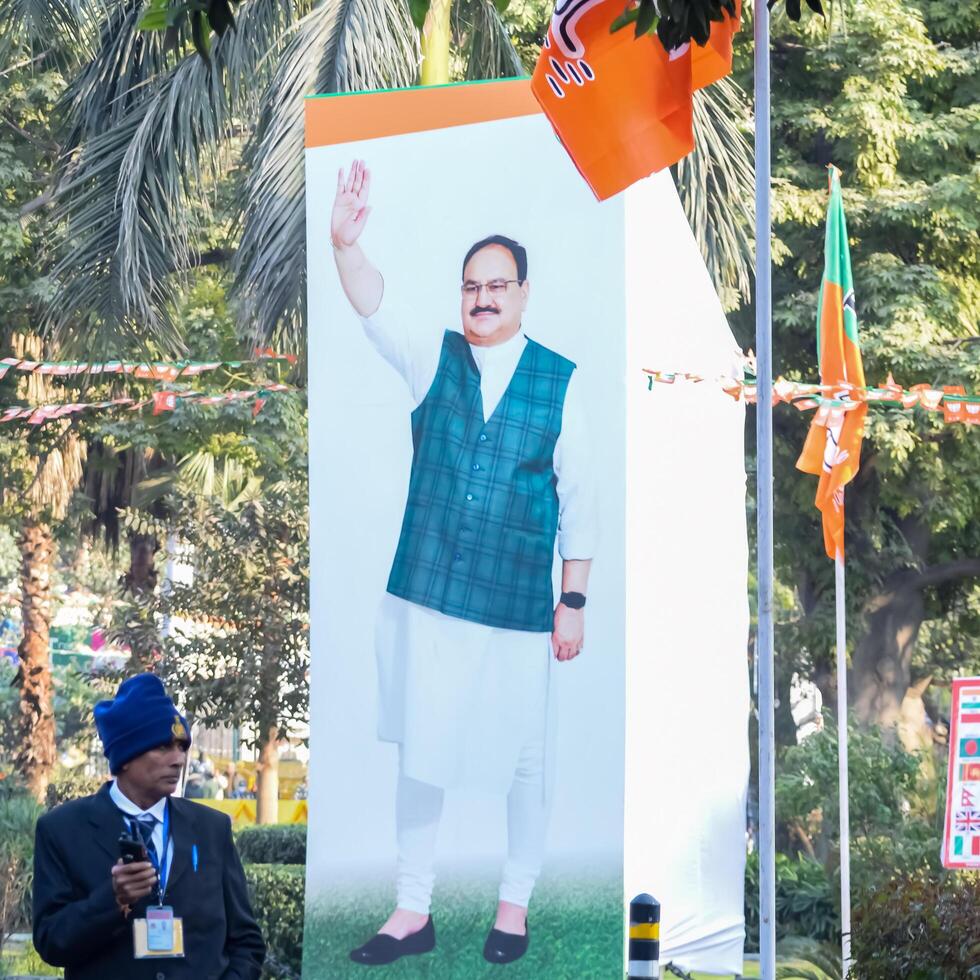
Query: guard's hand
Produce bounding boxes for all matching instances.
[331,159,372,249]
[552,604,584,662]
[111,858,157,906]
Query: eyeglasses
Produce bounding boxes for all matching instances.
[461,279,520,298]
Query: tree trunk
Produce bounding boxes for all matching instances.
[851,586,925,729]
[897,675,938,788]
[124,532,159,595]
[15,521,57,802]
[255,634,281,824]
[812,659,837,724]
[123,532,160,672]
[255,725,279,825]
[420,0,452,85]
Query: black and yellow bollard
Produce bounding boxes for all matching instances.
[627,893,660,979]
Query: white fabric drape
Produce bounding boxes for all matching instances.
[624,173,751,975]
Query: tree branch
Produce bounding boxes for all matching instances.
[788,819,817,861]
[2,114,59,154]
[867,558,980,612]
[0,52,51,78]
[906,558,980,593]
[19,184,58,219]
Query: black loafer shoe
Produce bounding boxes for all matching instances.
[482,922,529,964]
[349,917,436,966]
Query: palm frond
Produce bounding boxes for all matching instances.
[59,0,172,142]
[674,75,755,310]
[178,449,262,511]
[233,0,420,350]
[0,0,82,61]
[46,0,299,358]
[453,0,524,80]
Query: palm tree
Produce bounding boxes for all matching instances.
[2,336,86,802]
[17,0,751,358]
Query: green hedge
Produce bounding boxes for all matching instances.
[744,851,838,952]
[850,871,980,979]
[244,863,305,980]
[45,768,105,809]
[235,824,307,864]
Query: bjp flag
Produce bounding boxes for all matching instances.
[796,166,867,561]
[531,0,740,200]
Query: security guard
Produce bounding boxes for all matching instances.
[33,674,265,979]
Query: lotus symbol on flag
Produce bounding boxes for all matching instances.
[551,0,605,58]
[542,0,602,98]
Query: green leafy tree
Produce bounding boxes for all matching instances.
[733,0,980,736]
[95,367,310,821]
[155,480,310,824]
[80,269,293,667]
[775,717,940,886]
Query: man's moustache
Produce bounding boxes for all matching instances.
[470,306,499,316]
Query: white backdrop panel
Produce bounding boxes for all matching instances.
[624,173,750,975]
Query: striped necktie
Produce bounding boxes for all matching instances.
[134,813,158,863]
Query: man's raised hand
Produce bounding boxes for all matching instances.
[331,159,372,250]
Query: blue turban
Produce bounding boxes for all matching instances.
[94,674,191,774]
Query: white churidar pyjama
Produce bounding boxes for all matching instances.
[377,594,556,913]
[395,738,552,914]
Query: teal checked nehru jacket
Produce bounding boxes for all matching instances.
[387,330,575,633]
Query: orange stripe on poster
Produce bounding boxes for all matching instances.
[305,80,540,149]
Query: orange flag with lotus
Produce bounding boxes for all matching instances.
[530,0,740,200]
[796,166,867,560]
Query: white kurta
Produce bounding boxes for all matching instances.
[363,301,598,793]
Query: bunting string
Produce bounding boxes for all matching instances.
[643,370,980,426]
[0,384,294,426]
[0,348,296,383]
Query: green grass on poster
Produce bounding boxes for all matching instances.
[303,869,622,980]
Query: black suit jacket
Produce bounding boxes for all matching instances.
[33,783,265,980]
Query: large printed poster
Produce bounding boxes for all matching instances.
[304,79,750,978]
[304,82,627,978]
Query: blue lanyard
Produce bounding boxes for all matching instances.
[133,803,171,905]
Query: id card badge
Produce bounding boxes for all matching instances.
[134,908,185,959]
[146,906,174,951]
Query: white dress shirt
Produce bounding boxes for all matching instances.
[110,780,174,882]
[361,303,598,560]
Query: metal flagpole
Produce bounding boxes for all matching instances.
[753,0,776,976]
[836,543,852,973]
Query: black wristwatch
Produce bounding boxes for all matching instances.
[559,591,587,610]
